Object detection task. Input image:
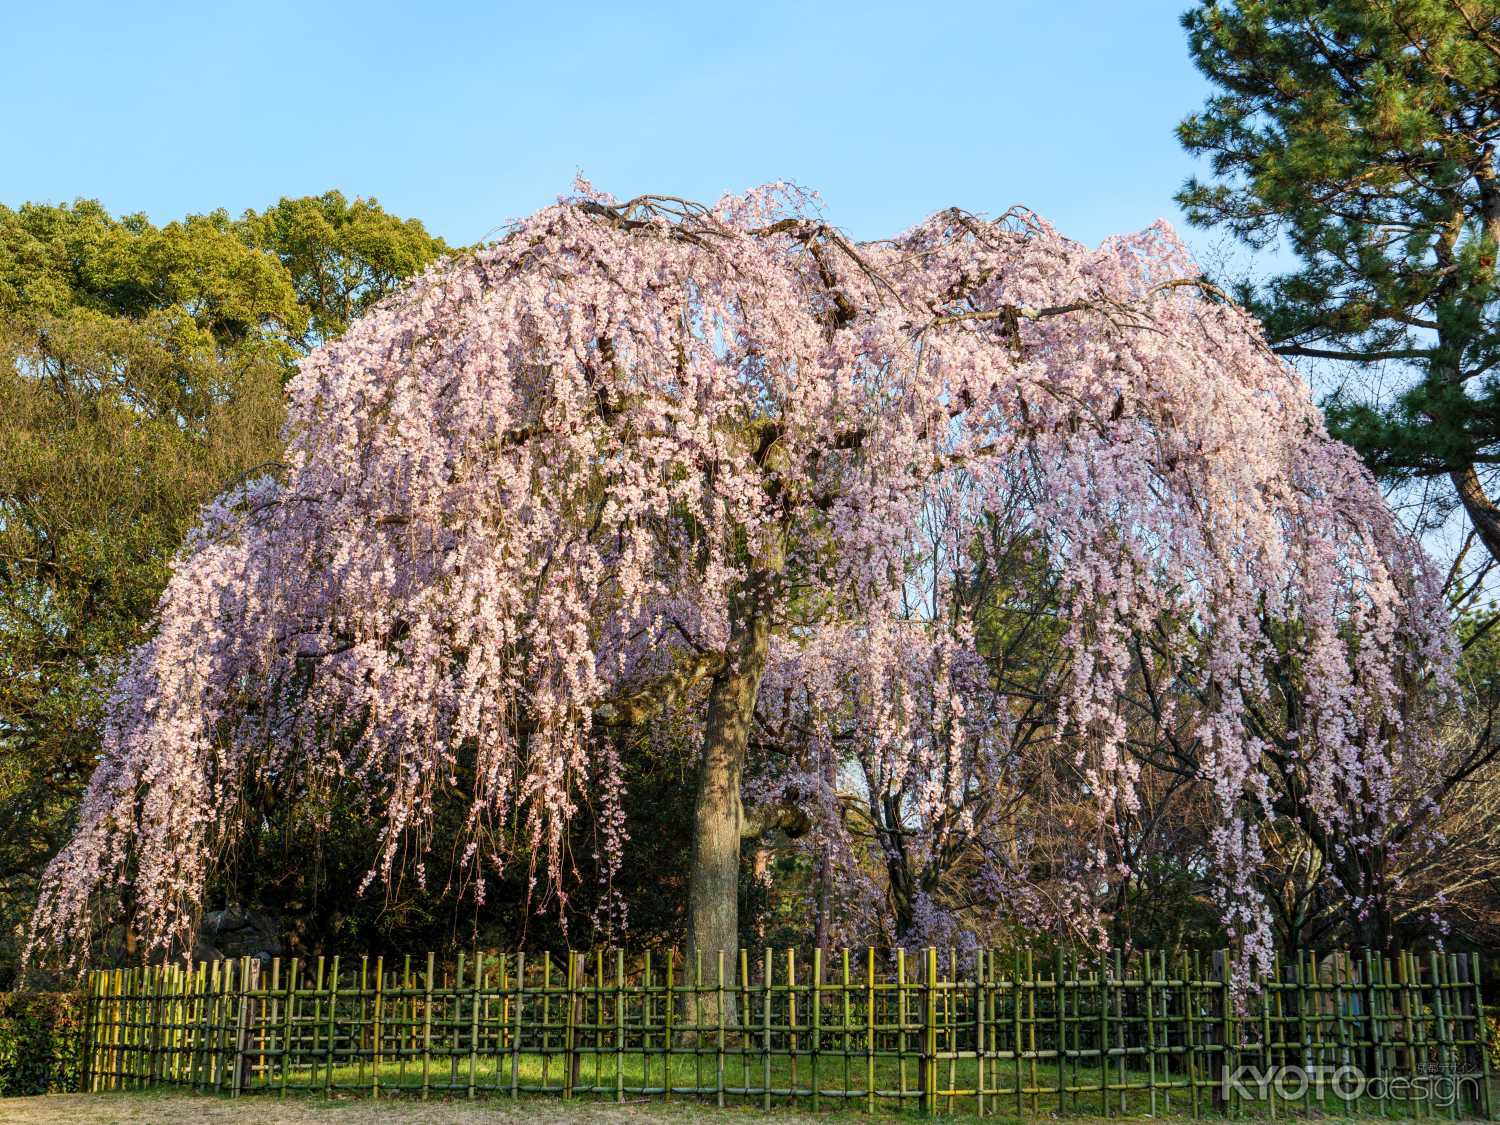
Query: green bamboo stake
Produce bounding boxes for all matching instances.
[895,947,908,1108]
[307,956,322,1097]
[1098,958,1109,1117]
[923,946,938,1115]
[765,947,776,1112]
[729,954,741,1110]
[972,954,984,1122]
[1470,954,1494,1120]
[788,948,798,1107]
[208,962,221,1094]
[1361,952,1382,1119]
[1184,949,1199,1118]
[1396,952,1417,1121]
[321,955,338,1097]
[562,951,577,1099]
[1468,954,1493,1120]
[813,947,824,1112]
[613,948,625,1104]
[400,954,411,1088]
[1333,954,1352,1115]
[1431,951,1454,1121]
[464,950,480,1099]
[279,958,297,1098]
[371,956,384,1100]
[1221,949,1236,1117]
[352,955,366,1092]
[663,954,675,1104]
[1055,949,1067,1115]
[841,949,852,1104]
[1145,951,1159,1117]
[420,952,434,1099]
[510,952,523,1098]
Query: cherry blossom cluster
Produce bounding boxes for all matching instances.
[28,182,1453,971]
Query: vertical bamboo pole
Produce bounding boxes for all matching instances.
[467,951,482,1099]
[857,946,870,1113]
[562,951,576,1099]
[371,956,384,1100]
[209,961,223,1094]
[1363,952,1384,1119]
[788,948,798,1106]
[321,955,338,1097]
[1098,957,1110,1118]
[1431,951,1454,1122]
[1114,948,1126,1116]
[1333,954,1352,1115]
[1145,951,1159,1118]
[1221,949,1236,1117]
[510,953,523,1099]
[895,947,908,1108]
[661,950,672,1100]
[813,946,823,1112]
[614,948,625,1104]
[923,946,938,1115]
[765,947,775,1112]
[641,950,653,1095]
[972,954,984,1122]
[841,949,851,1104]
[723,954,735,1110]
[1184,949,1199,1118]
[400,954,411,1088]
[280,958,297,1098]
[1027,949,1039,1113]
[420,952,434,1099]
[1469,954,1493,1120]
[1055,949,1067,1115]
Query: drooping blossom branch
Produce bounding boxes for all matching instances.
[28,181,1453,975]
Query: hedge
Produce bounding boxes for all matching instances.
[0,992,84,1096]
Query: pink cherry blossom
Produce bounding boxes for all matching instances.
[27,184,1453,974]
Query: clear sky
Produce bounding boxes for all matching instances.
[7,1,1216,252]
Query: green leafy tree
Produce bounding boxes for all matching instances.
[1178,1,1500,557]
[236,192,447,352]
[0,196,444,984]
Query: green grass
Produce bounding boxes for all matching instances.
[102,1047,1487,1119]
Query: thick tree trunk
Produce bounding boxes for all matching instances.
[686,579,772,1023]
[1451,464,1500,565]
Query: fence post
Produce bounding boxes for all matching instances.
[921,946,938,1115]
[1471,954,1494,1120]
[562,950,577,1099]
[232,957,258,1096]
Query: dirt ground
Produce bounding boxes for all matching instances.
[3,1092,1480,1125]
[0,1092,854,1124]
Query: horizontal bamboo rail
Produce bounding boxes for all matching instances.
[80,946,1494,1118]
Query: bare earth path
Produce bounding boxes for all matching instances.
[0,1093,850,1124]
[3,1094,1478,1125]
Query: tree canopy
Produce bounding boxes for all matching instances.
[1178,0,1500,557]
[29,183,1452,977]
[0,195,445,982]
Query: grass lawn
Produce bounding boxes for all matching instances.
[72,1049,1483,1120]
[4,1089,1489,1125]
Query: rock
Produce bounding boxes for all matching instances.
[195,906,284,965]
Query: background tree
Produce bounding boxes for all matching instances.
[1178,0,1500,556]
[237,192,449,352]
[0,196,445,985]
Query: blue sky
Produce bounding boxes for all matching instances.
[8,1,1218,252]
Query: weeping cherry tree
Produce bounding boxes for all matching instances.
[30,183,1453,978]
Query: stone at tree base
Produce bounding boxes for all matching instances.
[194,906,284,965]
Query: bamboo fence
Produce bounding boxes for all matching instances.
[80,946,1494,1118]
